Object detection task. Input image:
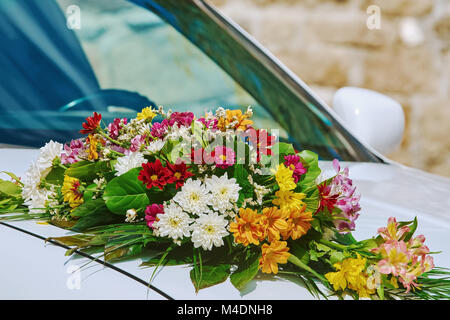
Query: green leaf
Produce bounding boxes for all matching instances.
[66,160,111,182]
[329,251,347,265]
[303,186,319,214]
[0,179,21,197]
[190,264,231,292]
[233,164,253,206]
[83,183,98,202]
[403,217,418,242]
[44,166,65,184]
[287,240,310,265]
[71,209,121,232]
[298,150,321,190]
[230,251,260,291]
[103,168,149,215]
[1,171,23,185]
[70,198,108,217]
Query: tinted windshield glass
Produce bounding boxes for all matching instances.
[0,0,379,162]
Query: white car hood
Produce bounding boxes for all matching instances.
[0,148,449,299]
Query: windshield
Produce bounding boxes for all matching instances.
[0,0,380,162]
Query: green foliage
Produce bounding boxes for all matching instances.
[66,160,111,182]
[297,150,321,190]
[233,164,253,206]
[230,250,261,291]
[103,168,149,215]
[190,263,231,292]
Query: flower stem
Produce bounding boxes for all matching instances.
[99,131,127,148]
[288,254,329,287]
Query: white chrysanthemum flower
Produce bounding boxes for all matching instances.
[114,152,147,176]
[154,203,193,240]
[22,161,42,202]
[173,179,211,215]
[28,189,55,214]
[191,212,229,251]
[205,173,241,214]
[125,209,138,222]
[36,140,63,174]
[144,140,165,154]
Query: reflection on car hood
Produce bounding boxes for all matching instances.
[0,149,449,299]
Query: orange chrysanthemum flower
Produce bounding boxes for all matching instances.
[281,206,313,240]
[229,208,265,246]
[260,207,289,243]
[259,240,291,274]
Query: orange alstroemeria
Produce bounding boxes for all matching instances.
[87,134,99,160]
[217,109,253,131]
[281,206,313,240]
[259,240,291,274]
[229,208,265,246]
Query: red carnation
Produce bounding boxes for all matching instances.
[166,162,194,189]
[138,159,171,190]
[80,112,102,135]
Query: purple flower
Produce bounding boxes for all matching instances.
[151,119,169,139]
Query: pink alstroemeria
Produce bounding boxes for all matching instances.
[145,204,164,229]
[198,117,218,130]
[318,159,361,233]
[130,135,146,152]
[61,139,84,164]
[107,118,127,139]
[377,217,410,242]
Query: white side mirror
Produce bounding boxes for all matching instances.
[333,87,405,155]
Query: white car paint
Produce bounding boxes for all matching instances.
[0,148,449,299]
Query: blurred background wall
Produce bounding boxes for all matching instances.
[209,0,450,177]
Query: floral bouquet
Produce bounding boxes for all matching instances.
[1,106,449,300]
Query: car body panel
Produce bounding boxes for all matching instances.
[1,148,449,299]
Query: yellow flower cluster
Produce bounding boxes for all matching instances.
[87,134,99,160]
[137,107,157,122]
[325,254,376,298]
[61,175,84,209]
[217,109,253,131]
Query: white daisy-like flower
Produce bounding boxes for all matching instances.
[125,209,138,222]
[173,179,211,215]
[114,152,147,176]
[154,203,193,240]
[27,189,55,214]
[36,140,63,175]
[144,140,165,154]
[205,173,241,214]
[191,212,229,251]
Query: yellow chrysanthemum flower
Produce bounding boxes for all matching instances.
[274,164,296,191]
[229,208,265,246]
[259,240,290,274]
[260,207,289,243]
[272,190,305,210]
[137,107,157,121]
[325,254,375,298]
[281,207,313,240]
[61,175,84,209]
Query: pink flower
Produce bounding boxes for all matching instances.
[151,119,169,139]
[145,204,164,229]
[377,217,410,242]
[318,159,361,233]
[61,139,84,164]
[284,155,307,183]
[107,118,127,139]
[211,146,235,169]
[168,112,194,127]
[198,117,218,130]
[130,135,146,152]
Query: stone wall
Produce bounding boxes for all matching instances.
[210,0,450,177]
